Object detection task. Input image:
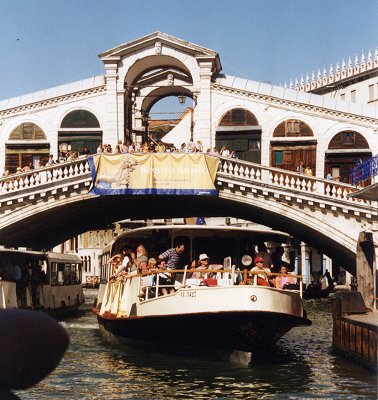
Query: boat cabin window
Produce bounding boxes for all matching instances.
[51,262,58,285]
[192,237,238,265]
[54,262,82,285]
[239,238,255,259]
[100,254,109,283]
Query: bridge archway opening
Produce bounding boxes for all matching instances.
[216,108,261,162]
[59,110,102,156]
[325,130,372,184]
[147,95,195,145]
[6,123,49,172]
[0,193,357,275]
[124,55,194,145]
[270,119,316,174]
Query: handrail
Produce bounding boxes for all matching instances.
[0,157,91,195]
[218,156,371,205]
[0,154,373,209]
[107,267,305,300]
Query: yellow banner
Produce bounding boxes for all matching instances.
[88,153,219,195]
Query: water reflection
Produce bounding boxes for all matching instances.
[19,300,377,400]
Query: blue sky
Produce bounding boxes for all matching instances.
[1,0,377,106]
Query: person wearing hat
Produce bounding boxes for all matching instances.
[249,256,273,287]
[191,254,223,279]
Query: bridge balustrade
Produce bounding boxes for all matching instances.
[218,157,369,205]
[0,155,372,209]
[0,158,91,195]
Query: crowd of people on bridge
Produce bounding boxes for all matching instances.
[96,138,237,158]
[1,137,237,178]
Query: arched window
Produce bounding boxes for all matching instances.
[88,256,91,274]
[59,110,102,155]
[9,123,47,140]
[6,123,49,172]
[325,131,371,184]
[328,131,369,149]
[273,119,313,137]
[270,119,316,173]
[219,108,258,127]
[216,108,261,163]
[61,110,100,128]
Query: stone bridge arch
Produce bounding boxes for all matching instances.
[0,157,375,276]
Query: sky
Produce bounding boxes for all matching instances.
[0,0,377,113]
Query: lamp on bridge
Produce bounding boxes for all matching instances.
[178,94,186,104]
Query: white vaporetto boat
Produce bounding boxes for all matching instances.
[0,247,84,316]
[93,225,311,360]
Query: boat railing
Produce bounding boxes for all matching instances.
[108,267,305,301]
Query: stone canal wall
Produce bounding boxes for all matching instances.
[333,292,378,370]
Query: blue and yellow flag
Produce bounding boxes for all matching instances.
[88,153,219,195]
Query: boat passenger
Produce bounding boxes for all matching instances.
[158,243,185,271]
[155,259,175,295]
[270,245,285,273]
[274,265,296,289]
[139,257,156,299]
[109,254,123,279]
[118,249,135,275]
[191,254,222,279]
[136,244,148,260]
[129,250,138,272]
[255,243,271,269]
[249,256,273,287]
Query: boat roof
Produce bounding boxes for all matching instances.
[119,224,290,236]
[46,252,82,264]
[0,247,43,257]
[0,247,82,263]
[103,224,290,254]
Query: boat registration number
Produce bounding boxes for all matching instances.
[181,291,197,298]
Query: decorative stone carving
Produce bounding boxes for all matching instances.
[155,41,162,55]
[167,73,174,85]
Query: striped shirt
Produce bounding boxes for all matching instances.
[158,248,181,270]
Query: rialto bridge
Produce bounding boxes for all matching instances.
[0,157,376,276]
[0,32,377,188]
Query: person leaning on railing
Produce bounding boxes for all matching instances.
[247,256,274,287]
[274,264,296,289]
[155,259,175,296]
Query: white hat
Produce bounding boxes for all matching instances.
[199,253,209,261]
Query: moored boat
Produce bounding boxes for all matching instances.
[93,225,311,360]
[0,247,84,316]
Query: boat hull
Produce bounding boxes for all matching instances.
[96,308,310,352]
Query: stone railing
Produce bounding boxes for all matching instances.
[0,157,91,196]
[0,155,373,210]
[217,157,371,205]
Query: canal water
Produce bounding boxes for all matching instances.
[18,297,377,400]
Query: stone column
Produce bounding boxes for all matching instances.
[103,60,120,145]
[193,59,213,147]
[116,89,125,143]
[300,242,310,285]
